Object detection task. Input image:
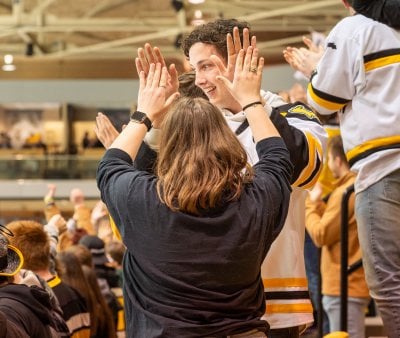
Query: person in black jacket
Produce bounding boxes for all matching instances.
[0,227,67,338]
[0,310,29,338]
[97,45,293,337]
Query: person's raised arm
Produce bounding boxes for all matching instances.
[103,63,179,161]
[213,47,280,142]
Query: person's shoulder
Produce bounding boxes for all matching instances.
[334,14,383,37]
[273,101,321,124]
[0,310,30,338]
[328,14,369,38]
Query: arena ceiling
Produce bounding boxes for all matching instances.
[0,0,348,78]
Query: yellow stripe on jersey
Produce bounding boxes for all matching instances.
[346,135,400,164]
[365,54,400,72]
[109,216,122,241]
[263,278,309,288]
[307,83,347,111]
[293,132,323,189]
[266,303,314,314]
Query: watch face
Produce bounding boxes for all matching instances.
[130,110,152,131]
[130,111,146,122]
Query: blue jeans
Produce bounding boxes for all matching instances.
[304,230,329,334]
[323,295,369,338]
[355,168,400,338]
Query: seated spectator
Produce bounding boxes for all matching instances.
[57,251,117,338]
[105,240,126,288]
[0,228,67,338]
[66,244,117,338]
[68,243,122,333]
[79,235,119,289]
[305,136,370,337]
[6,220,91,338]
[81,265,116,338]
[0,309,29,338]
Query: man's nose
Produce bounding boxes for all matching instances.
[195,73,206,86]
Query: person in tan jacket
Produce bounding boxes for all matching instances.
[305,135,369,337]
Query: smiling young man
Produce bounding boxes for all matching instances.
[181,19,327,337]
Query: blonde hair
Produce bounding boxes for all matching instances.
[156,97,253,215]
[6,220,50,271]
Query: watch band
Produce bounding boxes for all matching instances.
[130,110,152,131]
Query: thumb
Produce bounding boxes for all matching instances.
[216,75,232,91]
[165,92,180,108]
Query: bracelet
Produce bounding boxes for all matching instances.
[242,101,263,112]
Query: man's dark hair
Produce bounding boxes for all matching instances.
[181,18,251,60]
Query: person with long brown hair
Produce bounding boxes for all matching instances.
[96,47,293,337]
[57,251,116,338]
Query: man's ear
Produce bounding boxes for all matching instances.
[341,0,351,9]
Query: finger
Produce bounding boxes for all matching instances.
[135,57,144,77]
[209,54,226,74]
[242,28,250,50]
[169,64,179,89]
[251,35,257,48]
[137,47,149,74]
[250,47,259,72]
[303,36,315,50]
[164,92,180,109]
[227,33,235,57]
[216,75,233,91]
[235,49,245,73]
[159,66,168,88]
[243,46,253,72]
[154,47,167,68]
[151,63,162,89]
[232,26,242,53]
[144,43,156,64]
[139,70,146,91]
[257,56,264,73]
[226,33,236,75]
[146,64,155,88]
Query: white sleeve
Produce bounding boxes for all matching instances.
[307,21,359,115]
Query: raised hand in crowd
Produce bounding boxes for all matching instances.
[136,63,180,123]
[212,46,263,108]
[94,113,120,149]
[135,43,179,104]
[283,36,324,79]
[226,27,256,80]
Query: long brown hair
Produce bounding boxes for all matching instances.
[156,97,253,215]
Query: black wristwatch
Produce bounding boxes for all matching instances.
[130,110,152,131]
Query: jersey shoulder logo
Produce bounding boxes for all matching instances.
[288,105,318,120]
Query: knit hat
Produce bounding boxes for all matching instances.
[0,228,24,277]
[79,235,108,266]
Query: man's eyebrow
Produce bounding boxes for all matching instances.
[190,59,210,68]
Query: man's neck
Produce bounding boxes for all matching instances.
[35,269,54,281]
